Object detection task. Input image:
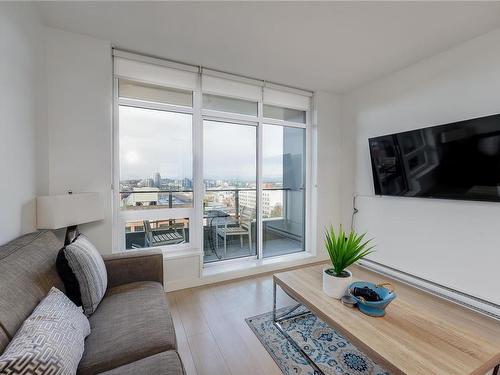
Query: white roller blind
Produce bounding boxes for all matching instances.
[202,75,261,101]
[114,57,197,91]
[263,87,310,111]
[119,79,193,107]
[113,51,313,111]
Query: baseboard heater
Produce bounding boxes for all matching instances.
[358,259,500,321]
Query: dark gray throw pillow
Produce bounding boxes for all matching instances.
[0,287,90,374]
[56,243,82,306]
[64,234,108,316]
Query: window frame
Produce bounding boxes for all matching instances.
[113,78,197,253]
[202,93,259,117]
[199,89,311,265]
[263,104,307,125]
[261,123,307,258]
[112,56,313,264]
[202,117,259,264]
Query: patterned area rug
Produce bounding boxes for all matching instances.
[246,306,390,375]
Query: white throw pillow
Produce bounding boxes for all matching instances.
[0,287,90,375]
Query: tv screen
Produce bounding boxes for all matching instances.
[368,113,500,202]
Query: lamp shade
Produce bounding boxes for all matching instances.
[36,192,104,229]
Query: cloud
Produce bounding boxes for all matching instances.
[119,107,298,182]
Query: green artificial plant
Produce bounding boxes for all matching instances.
[324,225,375,277]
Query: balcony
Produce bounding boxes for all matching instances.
[203,220,303,263]
[122,188,305,262]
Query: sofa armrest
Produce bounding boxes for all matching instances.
[103,250,164,289]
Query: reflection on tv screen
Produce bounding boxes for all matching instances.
[369,113,500,202]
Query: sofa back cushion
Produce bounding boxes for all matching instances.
[0,230,65,351]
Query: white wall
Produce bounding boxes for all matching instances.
[315,91,343,252]
[45,28,113,253]
[341,28,500,305]
[0,3,48,245]
[0,9,113,251]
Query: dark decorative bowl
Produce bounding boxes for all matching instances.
[348,281,396,317]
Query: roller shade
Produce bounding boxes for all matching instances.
[202,75,261,102]
[113,50,313,112]
[263,87,310,111]
[119,79,193,107]
[114,57,197,91]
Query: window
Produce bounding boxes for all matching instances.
[116,77,195,251]
[125,218,189,250]
[203,121,257,262]
[263,104,306,124]
[119,106,193,210]
[114,52,312,261]
[119,79,193,107]
[262,124,305,257]
[203,94,257,116]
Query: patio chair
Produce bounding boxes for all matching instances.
[143,219,186,247]
[215,206,255,257]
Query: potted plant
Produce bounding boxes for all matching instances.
[323,225,375,299]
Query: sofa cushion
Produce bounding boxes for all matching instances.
[65,234,108,316]
[78,281,176,375]
[0,230,65,343]
[97,351,185,375]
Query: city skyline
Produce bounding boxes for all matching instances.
[120,173,283,191]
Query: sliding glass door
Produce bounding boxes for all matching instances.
[203,120,257,263]
[202,120,306,263]
[262,124,305,257]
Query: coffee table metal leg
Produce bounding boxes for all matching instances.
[272,279,325,375]
[273,279,277,322]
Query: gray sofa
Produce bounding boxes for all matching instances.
[0,230,185,374]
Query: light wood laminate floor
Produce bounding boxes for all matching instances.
[166,273,297,375]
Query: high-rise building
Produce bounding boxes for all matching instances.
[238,189,283,218]
[153,172,161,188]
[182,178,192,189]
[143,178,154,188]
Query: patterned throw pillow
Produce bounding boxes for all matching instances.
[64,234,108,316]
[56,245,83,306]
[0,287,90,375]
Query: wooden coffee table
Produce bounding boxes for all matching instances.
[272,264,500,375]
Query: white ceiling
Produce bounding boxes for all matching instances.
[37,1,500,93]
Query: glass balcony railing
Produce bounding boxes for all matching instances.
[121,188,305,259]
[202,188,304,263]
[124,218,189,250]
[120,190,193,209]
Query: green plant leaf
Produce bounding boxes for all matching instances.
[324,225,375,276]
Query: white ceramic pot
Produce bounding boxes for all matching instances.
[322,266,352,299]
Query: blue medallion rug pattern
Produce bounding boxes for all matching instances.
[246,306,390,375]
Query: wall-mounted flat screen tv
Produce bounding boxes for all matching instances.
[368,113,500,202]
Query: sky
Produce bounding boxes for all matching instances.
[119,106,302,181]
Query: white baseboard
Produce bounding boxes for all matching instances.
[359,259,500,321]
[164,253,329,292]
